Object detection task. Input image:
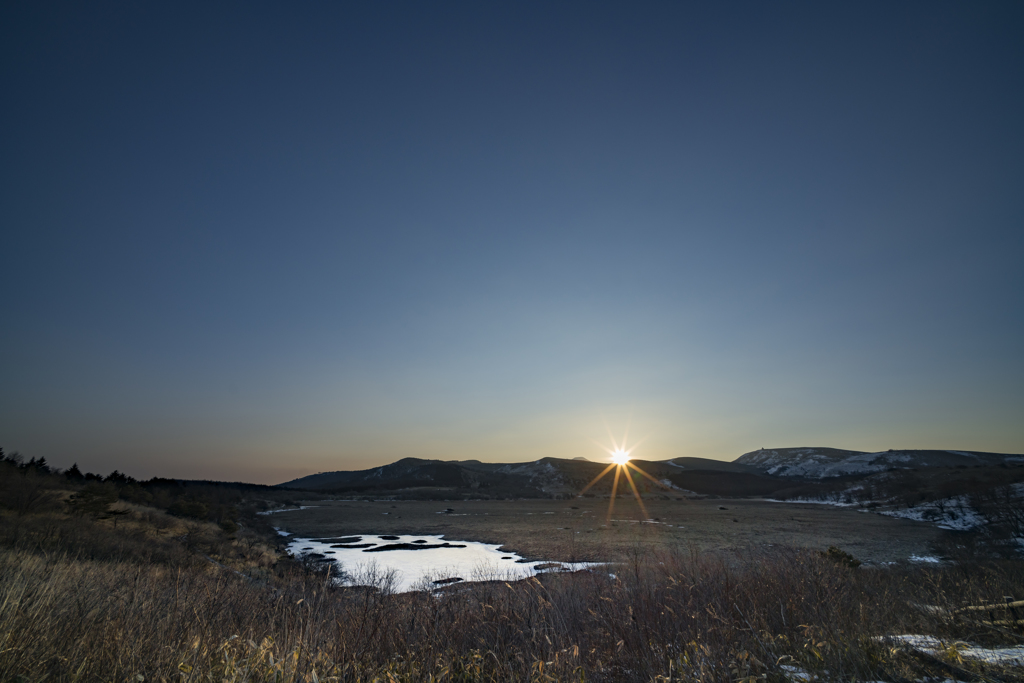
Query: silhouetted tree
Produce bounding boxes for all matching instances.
[65,463,85,481]
[105,470,135,485]
[3,450,24,466]
[29,457,52,474]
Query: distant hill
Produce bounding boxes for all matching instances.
[278,447,1024,500]
[663,457,757,473]
[279,456,761,498]
[736,447,1024,478]
[281,457,576,498]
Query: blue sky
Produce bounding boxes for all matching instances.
[2,2,1022,483]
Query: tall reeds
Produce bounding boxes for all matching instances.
[1,508,1022,682]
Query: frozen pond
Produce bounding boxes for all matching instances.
[281,532,601,592]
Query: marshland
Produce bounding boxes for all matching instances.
[2,454,1023,682]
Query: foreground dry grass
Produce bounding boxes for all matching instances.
[2,505,1024,683]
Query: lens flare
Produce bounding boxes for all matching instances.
[578,419,671,522]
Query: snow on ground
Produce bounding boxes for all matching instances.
[743,448,915,478]
[257,506,318,515]
[659,478,697,494]
[778,664,812,681]
[878,495,987,531]
[769,450,914,478]
[763,497,862,507]
[885,635,1024,666]
[777,664,889,683]
[741,448,1022,479]
[777,637,1024,681]
[769,484,1020,534]
[284,533,603,593]
[908,555,942,563]
[766,485,1022,557]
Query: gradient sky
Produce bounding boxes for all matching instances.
[2,2,1022,484]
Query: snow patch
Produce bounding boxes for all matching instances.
[762,498,861,507]
[885,635,1024,666]
[258,506,317,515]
[878,495,987,531]
[284,533,603,593]
[908,555,942,564]
[778,664,812,681]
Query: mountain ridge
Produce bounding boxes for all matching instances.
[736,447,1023,478]
[278,448,1024,498]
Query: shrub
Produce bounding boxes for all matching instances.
[821,545,862,569]
[168,497,209,519]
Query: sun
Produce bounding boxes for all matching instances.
[578,420,670,522]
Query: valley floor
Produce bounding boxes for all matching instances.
[268,496,946,564]
[2,476,1022,682]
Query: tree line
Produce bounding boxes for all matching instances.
[0,447,286,532]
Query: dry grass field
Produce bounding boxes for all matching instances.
[269,497,944,564]
[2,460,1021,682]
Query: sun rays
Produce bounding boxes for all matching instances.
[578,421,667,522]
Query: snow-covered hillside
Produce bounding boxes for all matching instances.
[736,447,1022,478]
